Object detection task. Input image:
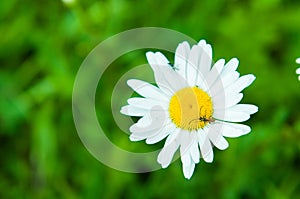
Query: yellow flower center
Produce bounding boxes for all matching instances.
[169,87,213,131]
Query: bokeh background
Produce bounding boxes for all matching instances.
[1,0,300,198]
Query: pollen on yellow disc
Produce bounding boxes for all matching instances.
[169,87,213,131]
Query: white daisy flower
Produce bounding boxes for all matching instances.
[296,58,300,81]
[120,40,258,179]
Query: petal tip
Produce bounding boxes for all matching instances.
[219,142,229,150]
[129,134,142,142]
[180,41,190,47]
[127,79,137,87]
[232,57,239,62]
[182,163,195,180]
[120,106,127,114]
[252,105,259,114]
[198,39,207,46]
[145,51,155,58]
[145,138,157,145]
[203,152,214,163]
[249,74,256,82]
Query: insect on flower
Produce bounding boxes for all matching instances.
[189,107,216,124]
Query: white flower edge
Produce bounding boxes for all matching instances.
[296,58,300,81]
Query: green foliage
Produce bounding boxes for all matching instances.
[0,0,300,198]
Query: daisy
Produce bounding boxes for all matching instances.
[296,58,300,81]
[120,40,258,179]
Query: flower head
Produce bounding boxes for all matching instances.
[121,40,258,179]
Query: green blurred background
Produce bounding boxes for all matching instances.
[1,0,300,198]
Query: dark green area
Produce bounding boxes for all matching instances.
[1,0,300,198]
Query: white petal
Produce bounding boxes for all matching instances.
[165,128,180,145]
[211,72,250,99]
[127,97,168,110]
[228,104,258,114]
[221,71,240,89]
[209,71,240,98]
[181,152,191,170]
[296,58,300,64]
[197,129,214,163]
[127,79,169,101]
[129,119,163,136]
[206,59,225,90]
[222,58,239,76]
[145,122,176,144]
[189,137,200,164]
[129,109,168,136]
[215,122,251,138]
[179,131,193,166]
[146,52,188,95]
[146,49,170,66]
[213,93,243,110]
[212,136,229,150]
[129,130,157,141]
[129,134,145,141]
[197,40,212,78]
[296,67,300,74]
[174,41,190,80]
[120,105,147,116]
[187,45,201,86]
[214,104,258,122]
[157,137,179,168]
[214,109,251,122]
[134,113,152,127]
[182,158,195,180]
[208,125,229,150]
[226,74,256,94]
[157,129,181,168]
[198,40,206,46]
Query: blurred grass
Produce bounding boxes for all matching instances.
[0,0,300,198]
